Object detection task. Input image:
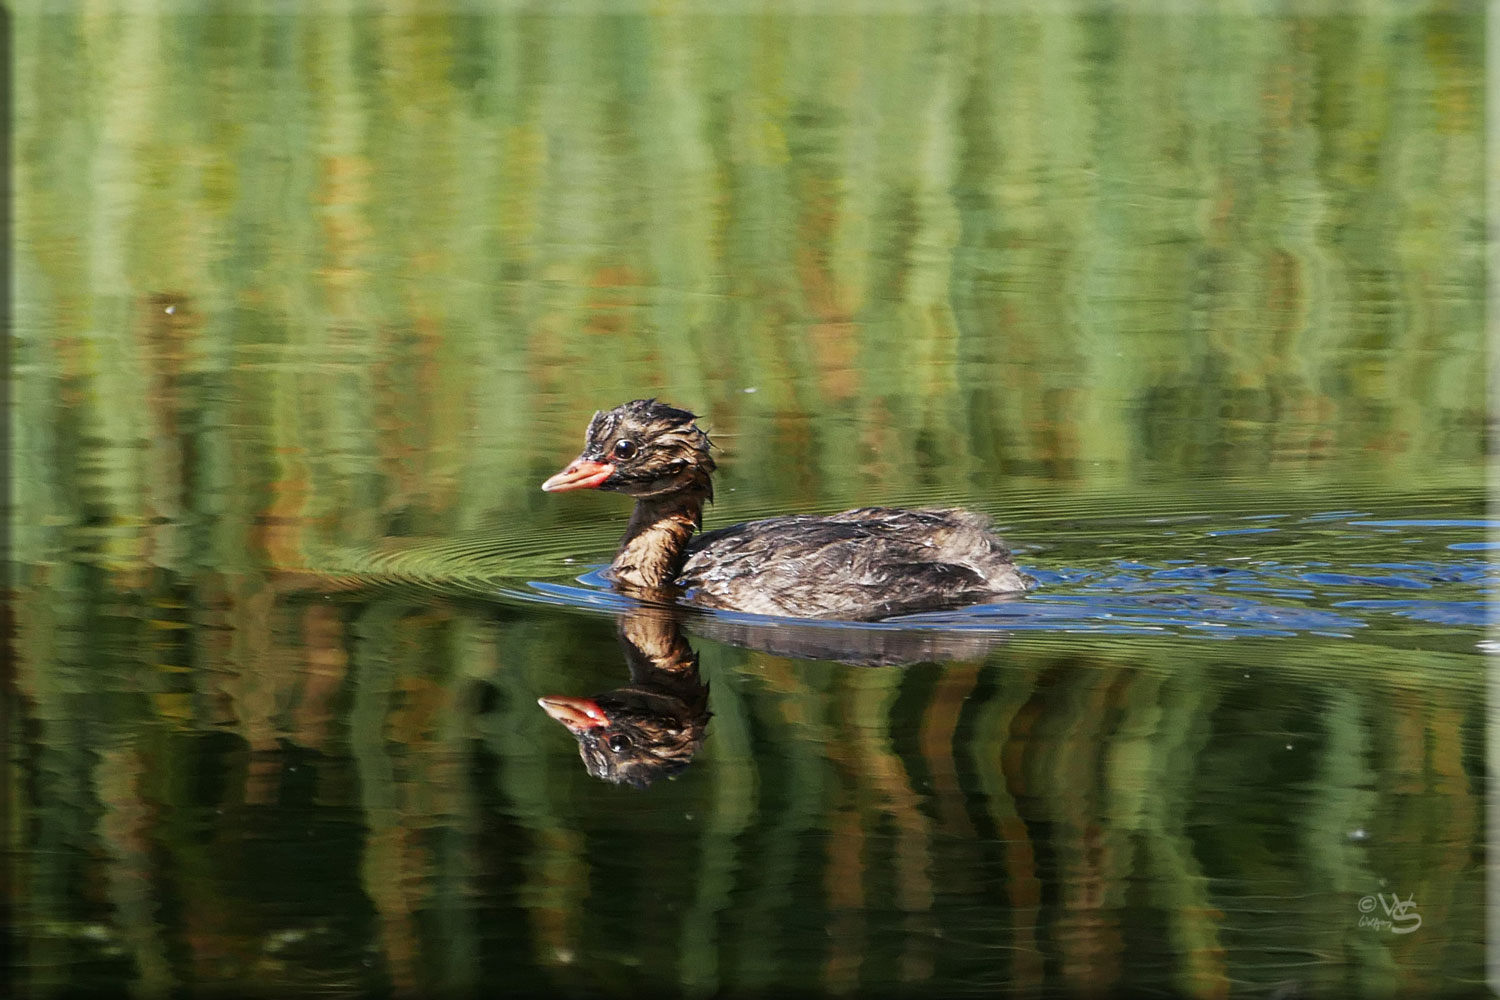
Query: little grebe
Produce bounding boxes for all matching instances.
[541,399,1033,619]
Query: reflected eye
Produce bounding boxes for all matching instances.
[612,440,638,460]
[607,734,632,752]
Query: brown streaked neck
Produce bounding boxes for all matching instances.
[610,489,707,590]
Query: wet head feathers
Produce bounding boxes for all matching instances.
[584,399,716,500]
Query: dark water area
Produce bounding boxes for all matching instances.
[9,4,1491,999]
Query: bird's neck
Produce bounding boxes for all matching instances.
[611,491,706,591]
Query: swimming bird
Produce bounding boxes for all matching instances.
[541,399,1032,619]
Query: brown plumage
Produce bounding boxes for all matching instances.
[542,399,1034,620]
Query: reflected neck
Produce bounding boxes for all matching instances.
[618,610,700,686]
[610,491,706,591]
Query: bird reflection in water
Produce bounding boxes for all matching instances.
[538,604,1012,788]
[537,606,710,789]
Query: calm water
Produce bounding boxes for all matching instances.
[10,5,1490,999]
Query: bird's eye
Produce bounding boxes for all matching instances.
[612,440,638,460]
[607,733,632,752]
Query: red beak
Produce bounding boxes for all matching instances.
[541,458,615,493]
[538,696,611,731]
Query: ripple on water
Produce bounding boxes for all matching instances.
[326,493,1493,648]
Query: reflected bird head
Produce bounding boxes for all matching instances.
[538,685,711,789]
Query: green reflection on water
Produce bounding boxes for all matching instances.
[13,4,1485,571]
[8,4,1487,999]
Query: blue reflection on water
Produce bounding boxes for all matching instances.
[1330,600,1487,625]
[1299,572,1430,589]
[508,508,1494,642]
[903,592,1363,637]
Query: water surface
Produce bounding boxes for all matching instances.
[9,5,1488,998]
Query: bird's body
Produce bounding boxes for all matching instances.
[542,399,1033,620]
[680,507,1030,618]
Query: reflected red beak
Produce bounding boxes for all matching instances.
[538,696,611,731]
[541,458,615,493]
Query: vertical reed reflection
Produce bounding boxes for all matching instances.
[7,555,1486,995]
[13,9,1485,585]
